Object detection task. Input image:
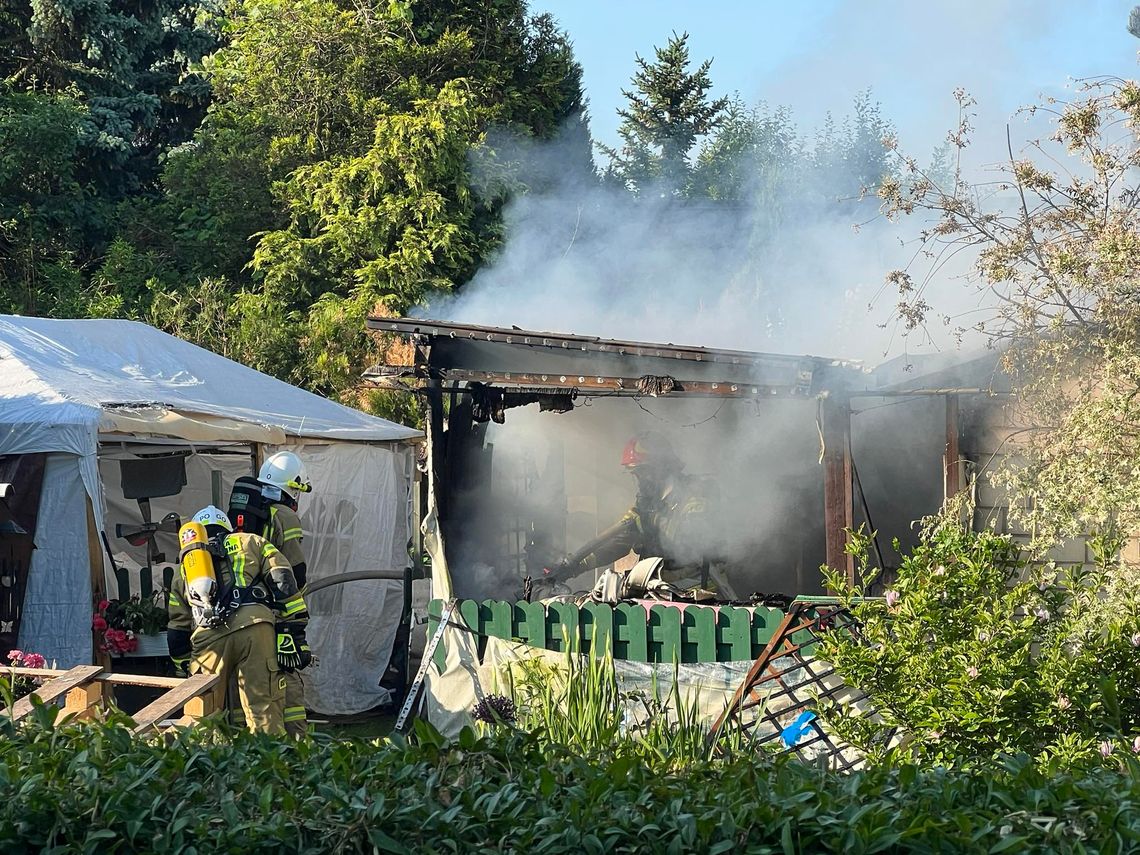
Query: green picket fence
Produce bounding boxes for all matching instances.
[426,598,834,668]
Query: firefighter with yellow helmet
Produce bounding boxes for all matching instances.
[167,505,306,735]
[228,450,313,736]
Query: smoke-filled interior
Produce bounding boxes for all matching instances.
[435,379,948,604]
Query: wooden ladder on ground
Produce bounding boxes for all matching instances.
[3,665,224,733]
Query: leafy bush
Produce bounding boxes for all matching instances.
[821,519,1140,767]
[0,711,1139,852]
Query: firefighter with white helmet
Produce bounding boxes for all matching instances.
[167,505,305,735]
[227,450,313,735]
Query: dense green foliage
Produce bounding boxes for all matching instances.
[1,710,1139,853]
[822,519,1140,767]
[1,2,897,415]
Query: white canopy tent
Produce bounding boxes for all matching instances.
[0,316,421,714]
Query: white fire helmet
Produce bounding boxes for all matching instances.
[193,505,233,532]
[258,451,312,497]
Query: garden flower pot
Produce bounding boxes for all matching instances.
[123,631,168,658]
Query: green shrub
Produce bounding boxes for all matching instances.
[0,712,1138,852]
[821,519,1140,767]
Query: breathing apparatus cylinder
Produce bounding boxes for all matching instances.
[179,521,218,626]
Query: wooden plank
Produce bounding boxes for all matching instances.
[10,665,104,721]
[101,673,185,688]
[581,603,613,658]
[945,394,961,499]
[184,680,225,720]
[681,606,716,664]
[131,672,220,734]
[822,396,855,587]
[648,605,682,664]
[64,682,103,720]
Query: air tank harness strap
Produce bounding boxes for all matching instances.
[214,583,272,624]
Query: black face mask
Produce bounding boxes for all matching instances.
[634,467,671,506]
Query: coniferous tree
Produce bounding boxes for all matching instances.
[600,32,729,196]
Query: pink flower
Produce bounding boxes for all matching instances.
[6,649,22,663]
[1131,633,1140,648]
[1057,696,1071,710]
[22,653,45,669]
[1033,606,1050,622]
[1132,736,1140,754]
[1101,741,1114,758]
[92,616,108,632]
[978,631,991,643]
[96,600,110,613]
[885,590,900,608]
[966,666,980,679]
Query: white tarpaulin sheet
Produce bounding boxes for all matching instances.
[421,615,757,739]
[282,441,414,715]
[0,316,420,707]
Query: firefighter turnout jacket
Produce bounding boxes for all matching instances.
[565,474,723,582]
[259,501,309,734]
[168,532,307,734]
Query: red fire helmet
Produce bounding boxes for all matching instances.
[621,432,678,469]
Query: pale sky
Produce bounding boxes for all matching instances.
[535,0,1140,160]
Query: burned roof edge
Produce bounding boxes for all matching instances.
[367,316,865,372]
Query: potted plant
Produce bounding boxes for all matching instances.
[2,649,48,706]
[93,592,168,657]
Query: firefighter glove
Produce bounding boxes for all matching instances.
[276,628,312,671]
[276,632,301,671]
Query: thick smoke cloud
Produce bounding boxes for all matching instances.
[420,6,1138,598]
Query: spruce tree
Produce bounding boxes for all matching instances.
[600,32,729,196]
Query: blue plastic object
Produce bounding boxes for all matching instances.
[780,710,817,748]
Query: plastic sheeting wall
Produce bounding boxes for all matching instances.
[281,441,413,715]
[19,454,93,667]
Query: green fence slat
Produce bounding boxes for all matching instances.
[548,602,580,653]
[648,605,682,664]
[615,603,648,661]
[485,600,512,644]
[717,607,751,662]
[681,606,716,664]
[431,599,805,667]
[515,602,547,648]
[751,607,784,657]
[581,603,614,658]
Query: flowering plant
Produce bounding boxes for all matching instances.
[93,592,168,655]
[4,649,48,701]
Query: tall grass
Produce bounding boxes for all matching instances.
[501,647,748,768]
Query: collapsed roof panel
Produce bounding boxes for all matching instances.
[367,317,867,398]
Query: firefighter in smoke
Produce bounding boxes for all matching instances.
[227,450,313,736]
[167,505,309,735]
[547,431,734,600]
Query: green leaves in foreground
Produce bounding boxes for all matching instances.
[0,717,1139,853]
